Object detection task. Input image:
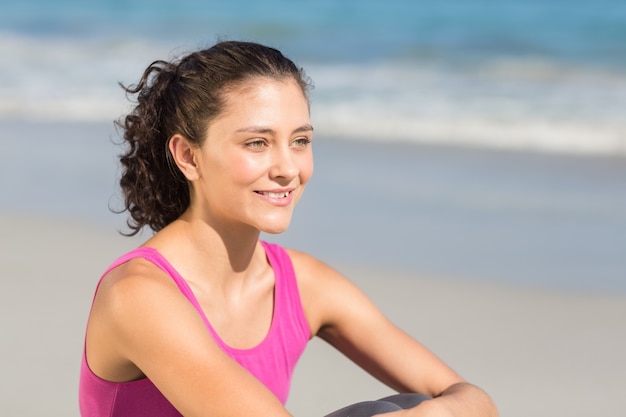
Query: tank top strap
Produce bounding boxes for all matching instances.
[96,247,215,334]
[260,241,310,343]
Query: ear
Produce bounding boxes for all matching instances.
[168,134,200,181]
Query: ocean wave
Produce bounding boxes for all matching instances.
[0,32,180,121]
[2,33,625,156]
[307,60,626,155]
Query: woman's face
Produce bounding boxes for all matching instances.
[191,77,314,234]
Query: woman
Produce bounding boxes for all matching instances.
[79,40,497,417]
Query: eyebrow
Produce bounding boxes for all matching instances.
[235,124,314,135]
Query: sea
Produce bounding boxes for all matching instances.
[2,0,626,154]
[1,0,626,293]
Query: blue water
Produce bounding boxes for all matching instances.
[2,0,626,154]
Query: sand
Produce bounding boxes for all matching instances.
[1,213,625,417]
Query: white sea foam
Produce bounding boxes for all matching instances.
[307,60,626,155]
[2,33,625,156]
[0,33,178,121]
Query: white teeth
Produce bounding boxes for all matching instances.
[266,191,289,198]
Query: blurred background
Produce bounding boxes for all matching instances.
[3,0,626,152]
[1,1,626,417]
[1,0,625,291]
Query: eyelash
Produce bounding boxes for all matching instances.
[244,137,311,149]
[292,137,311,147]
[245,139,267,148]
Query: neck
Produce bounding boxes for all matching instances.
[146,211,266,286]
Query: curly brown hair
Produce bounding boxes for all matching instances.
[115,41,312,235]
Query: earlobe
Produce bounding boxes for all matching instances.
[168,134,200,181]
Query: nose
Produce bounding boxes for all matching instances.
[269,145,298,182]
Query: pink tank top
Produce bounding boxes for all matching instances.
[79,241,310,416]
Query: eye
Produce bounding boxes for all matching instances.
[292,137,312,148]
[245,139,267,149]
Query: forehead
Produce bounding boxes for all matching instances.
[215,77,310,124]
[224,76,307,102]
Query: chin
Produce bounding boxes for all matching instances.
[257,216,293,235]
[260,223,291,235]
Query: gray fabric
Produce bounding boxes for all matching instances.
[378,393,431,409]
[324,393,430,417]
[324,401,401,417]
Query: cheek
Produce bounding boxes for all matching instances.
[300,153,314,184]
[228,153,266,184]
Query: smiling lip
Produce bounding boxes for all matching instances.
[254,189,295,206]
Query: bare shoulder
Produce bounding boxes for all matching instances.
[284,248,356,298]
[90,253,214,351]
[86,254,214,382]
[95,256,177,308]
[284,248,379,336]
[90,257,179,335]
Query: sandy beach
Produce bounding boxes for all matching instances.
[1,212,625,417]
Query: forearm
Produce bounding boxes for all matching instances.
[393,382,498,417]
[427,382,497,417]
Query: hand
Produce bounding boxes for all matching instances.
[375,383,498,417]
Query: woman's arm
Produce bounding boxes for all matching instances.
[86,258,293,417]
[290,250,497,417]
[392,381,496,417]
